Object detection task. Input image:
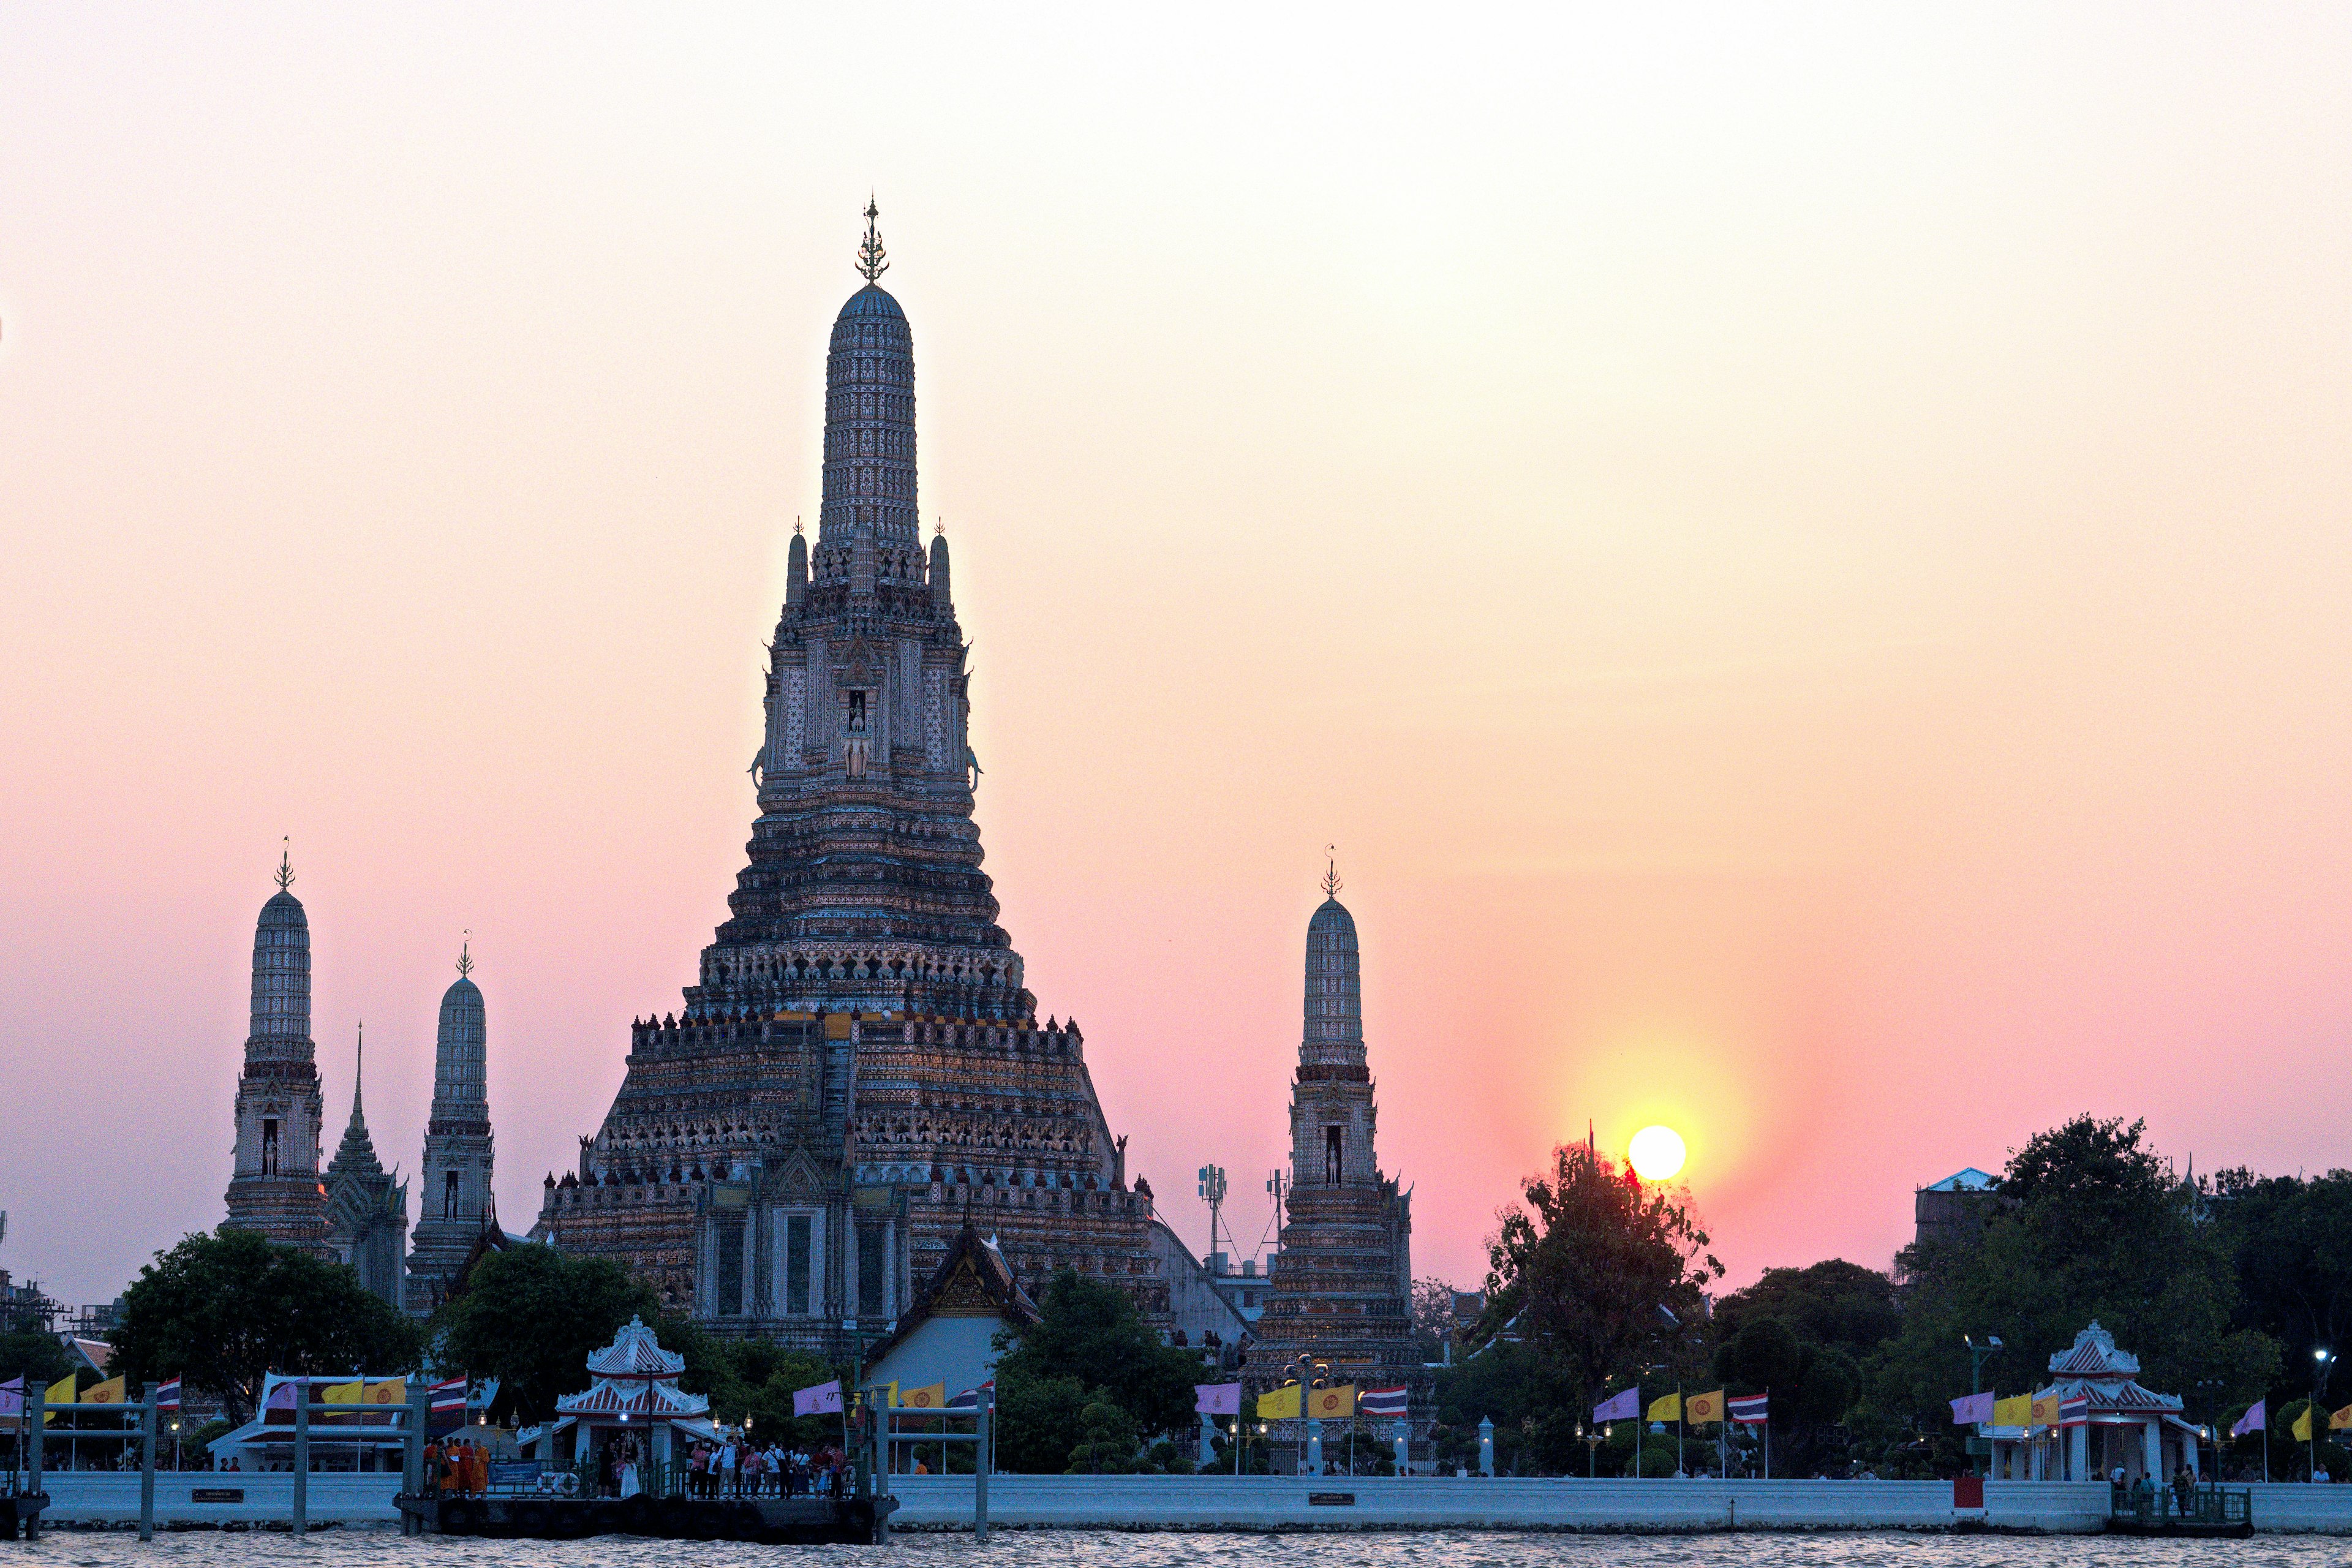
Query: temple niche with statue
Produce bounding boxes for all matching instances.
[534,208,1183,1355]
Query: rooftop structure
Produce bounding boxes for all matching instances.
[223,849,328,1251]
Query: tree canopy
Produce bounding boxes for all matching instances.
[991,1268,1203,1444]
[109,1228,424,1423]
[429,1244,660,1424]
[1474,1142,1721,1416]
[1868,1115,2275,1449]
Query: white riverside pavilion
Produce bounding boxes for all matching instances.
[530,1316,719,1471]
[1988,1322,2203,1482]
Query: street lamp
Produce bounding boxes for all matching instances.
[1964,1335,2003,1477]
[2312,1349,2335,1481]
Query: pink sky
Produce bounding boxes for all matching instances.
[3,6,2350,1308]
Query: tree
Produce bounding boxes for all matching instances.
[1867,1116,2275,1451]
[991,1268,1202,1442]
[1411,1276,1462,1357]
[109,1229,424,1424]
[0,1330,77,1392]
[990,1374,1090,1474]
[2210,1167,2352,1410]
[1710,1259,1898,1476]
[1474,1143,1721,1428]
[1064,1395,1142,1474]
[429,1245,657,1424]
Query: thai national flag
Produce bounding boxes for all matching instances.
[429,1377,468,1413]
[1728,1393,1768,1425]
[2060,1395,2090,1428]
[1359,1387,1410,1418]
[154,1378,181,1411]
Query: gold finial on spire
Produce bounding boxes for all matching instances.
[794,516,804,535]
[935,518,944,537]
[456,931,473,978]
[1321,845,1343,900]
[275,839,295,891]
[857,197,888,284]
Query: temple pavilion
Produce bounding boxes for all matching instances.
[533,1316,719,1471]
[1988,1322,2204,1482]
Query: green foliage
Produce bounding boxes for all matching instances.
[991,1268,1202,1440]
[1475,1143,1721,1426]
[429,1244,657,1424]
[109,1228,424,1424]
[1866,1116,2276,1458]
[186,1417,233,1461]
[991,1373,1089,1473]
[2209,1167,2352,1400]
[1064,1395,1142,1473]
[1708,1261,1894,1476]
[694,1336,848,1450]
[1714,1260,1899,1360]
[0,1329,77,1390]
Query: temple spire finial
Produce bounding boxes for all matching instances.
[1321,845,1342,900]
[275,838,295,891]
[857,197,888,284]
[456,931,473,979]
[352,1022,365,1118]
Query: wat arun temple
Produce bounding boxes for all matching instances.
[532,209,1171,1354]
[220,209,1420,1408]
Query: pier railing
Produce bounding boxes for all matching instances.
[2109,1480,2253,1529]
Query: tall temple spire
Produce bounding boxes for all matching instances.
[224,846,328,1249]
[818,205,918,548]
[330,1022,384,1179]
[410,940,494,1313]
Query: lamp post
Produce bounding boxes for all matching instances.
[2313,1349,2335,1482]
[1964,1334,2003,1477]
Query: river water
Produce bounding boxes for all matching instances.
[8,1534,2347,1568]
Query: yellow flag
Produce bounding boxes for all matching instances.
[2030,1390,2062,1428]
[2293,1406,2313,1443]
[1647,1392,1681,1423]
[80,1376,125,1406]
[2332,1403,2352,1432]
[873,1382,897,1411]
[43,1374,74,1423]
[1685,1390,1725,1425]
[322,1380,364,1404]
[1306,1385,1357,1419]
[1993,1395,2033,1428]
[364,1379,406,1406]
[1256,1384,1302,1420]
[897,1382,946,1410]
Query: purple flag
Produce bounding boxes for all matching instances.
[2231,1399,2264,1437]
[1593,1387,1640,1423]
[1950,1391,1996,1425]
[0,1377,20,1417]
[793,1379,843,1416]
[1195,1382,1242,1415]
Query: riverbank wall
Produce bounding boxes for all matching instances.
[28,1473,2352,1533]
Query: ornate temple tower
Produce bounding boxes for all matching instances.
[1251,867,1419,1423]
[541,206,1160,1347]
[407,944,496,1311]
[323,1025,410,1310]
[222,850,329,1251]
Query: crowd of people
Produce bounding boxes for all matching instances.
[423,1435,496,1496]
[682,1436,849,1499]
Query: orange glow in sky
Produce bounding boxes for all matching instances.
[3,7,2351,1305]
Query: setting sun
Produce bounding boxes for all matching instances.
[1627,1125,1687,1182]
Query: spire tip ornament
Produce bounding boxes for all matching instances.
[456,932,473,979]
[857,198,888,284]
[275,838,295,891]
[1321,846,1342,900]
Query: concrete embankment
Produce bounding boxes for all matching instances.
[889,1476,2352,1534]
[29,1473,2352,1534]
